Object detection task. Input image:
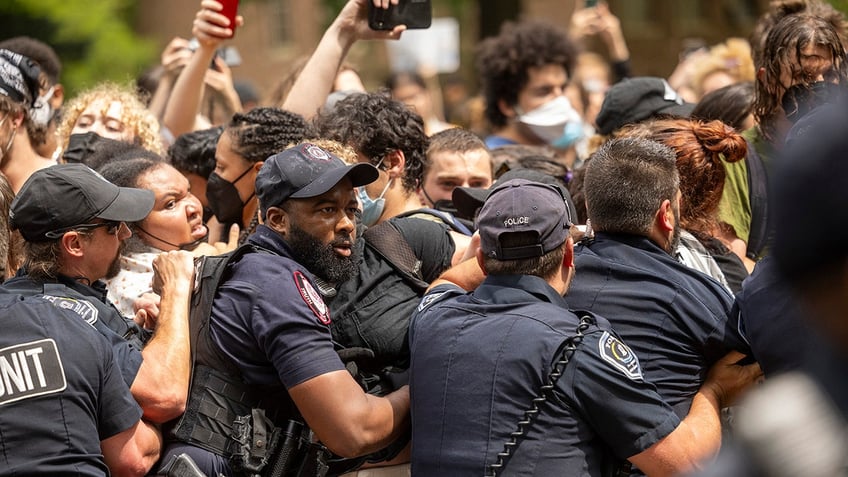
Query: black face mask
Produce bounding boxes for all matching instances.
[782,81,844,123]
[206,166,254,225]
[62,131,105,164]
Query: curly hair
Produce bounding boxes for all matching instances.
[312,91,427,193]
[755,13,847,142]
[616,119,745,240]
[476,20,578,129]
[225,107,313,164]
[56,82,162,154]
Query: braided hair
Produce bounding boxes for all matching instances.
[225,107,313,163]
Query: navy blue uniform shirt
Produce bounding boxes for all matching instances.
[0,294,141,476]
[409,274,680,476]
[568,233,750,417]
[162,224,346,476]
[0,274,144,387]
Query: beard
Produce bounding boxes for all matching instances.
[287,222,359,284]
[104,240,126,279]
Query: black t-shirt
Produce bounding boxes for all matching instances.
[327,216,455,365]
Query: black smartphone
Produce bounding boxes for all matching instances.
[368,0,433,30]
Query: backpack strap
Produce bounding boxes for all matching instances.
[396,207,474,236]
[363,220,429,293]
[745,138,769,260]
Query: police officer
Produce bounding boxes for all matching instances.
[160,143,410,477]
[0,292,160,475]
[409,178,761,476]
[2,163,195,425]
[567,138,751,419]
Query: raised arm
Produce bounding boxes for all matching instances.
[281,0,405,120]
[129,251,195,423]
[162,0,241,138]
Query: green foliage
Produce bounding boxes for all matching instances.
[0,0,156,97]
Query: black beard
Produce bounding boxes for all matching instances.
[287,222,359,284]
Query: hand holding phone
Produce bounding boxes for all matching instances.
[369,0,432,31]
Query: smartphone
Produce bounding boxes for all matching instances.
[585,0,598,7]
[368,0,432,31]
[219,0,240,38]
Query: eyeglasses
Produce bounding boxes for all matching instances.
[44,221,124,239]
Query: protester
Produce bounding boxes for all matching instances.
[0,36,65,159]
[386,70,456,136]
[210,107,312,243]
[719,5,847,263]
[56,82,163,157]
[0,49,56,193]
[417,127,492,217]
[96,146,235,317]
[691,81,756,132]
[476,19,583,167]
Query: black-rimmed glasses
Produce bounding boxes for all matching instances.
[44,221,124,239]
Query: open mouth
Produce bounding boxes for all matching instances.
[191,223,208,240]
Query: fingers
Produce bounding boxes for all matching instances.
[716,350,746,365]
[227,223,240,247]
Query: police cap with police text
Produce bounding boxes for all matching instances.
[477,178,571,260]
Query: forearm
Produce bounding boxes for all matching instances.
[132,286,192,423]
[347,386,411,457]
[428,256,485,292]
[102,420,163,477]
[147,74,176,121]
[281,21,355,119]
[163,45,216,137]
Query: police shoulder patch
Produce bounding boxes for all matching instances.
[40,295,98,326]
[417,291,448,312]
[598,331,643,381]
[293,271,331,325]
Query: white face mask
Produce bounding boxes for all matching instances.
[516,96,583,145]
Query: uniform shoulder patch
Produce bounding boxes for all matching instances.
[598,331,643,381]
[0,339,66,406]
[417,291,448,312]
[293,271,331,325]
[40,295,98,326]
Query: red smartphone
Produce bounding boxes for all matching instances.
[219,0,240,38]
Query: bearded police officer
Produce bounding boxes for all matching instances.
[409,178,760,476]
[159,143,410,477]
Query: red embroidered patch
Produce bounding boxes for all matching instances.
[294,271,331,325]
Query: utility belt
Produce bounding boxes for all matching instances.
[167,365,361,477]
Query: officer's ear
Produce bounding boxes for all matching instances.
[265,205,289,236]
[562,236,574,269]
[60,231,86,258]
[475,247,489,276]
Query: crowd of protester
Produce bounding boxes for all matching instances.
[0,0,845,475]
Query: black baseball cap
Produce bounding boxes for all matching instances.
[10,163,154,242]
[453,168,575,224]
[256,143,378,216]
[595,77,694,135]
[477,178,571,260]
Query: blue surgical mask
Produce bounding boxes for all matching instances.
[357,177,392,226]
